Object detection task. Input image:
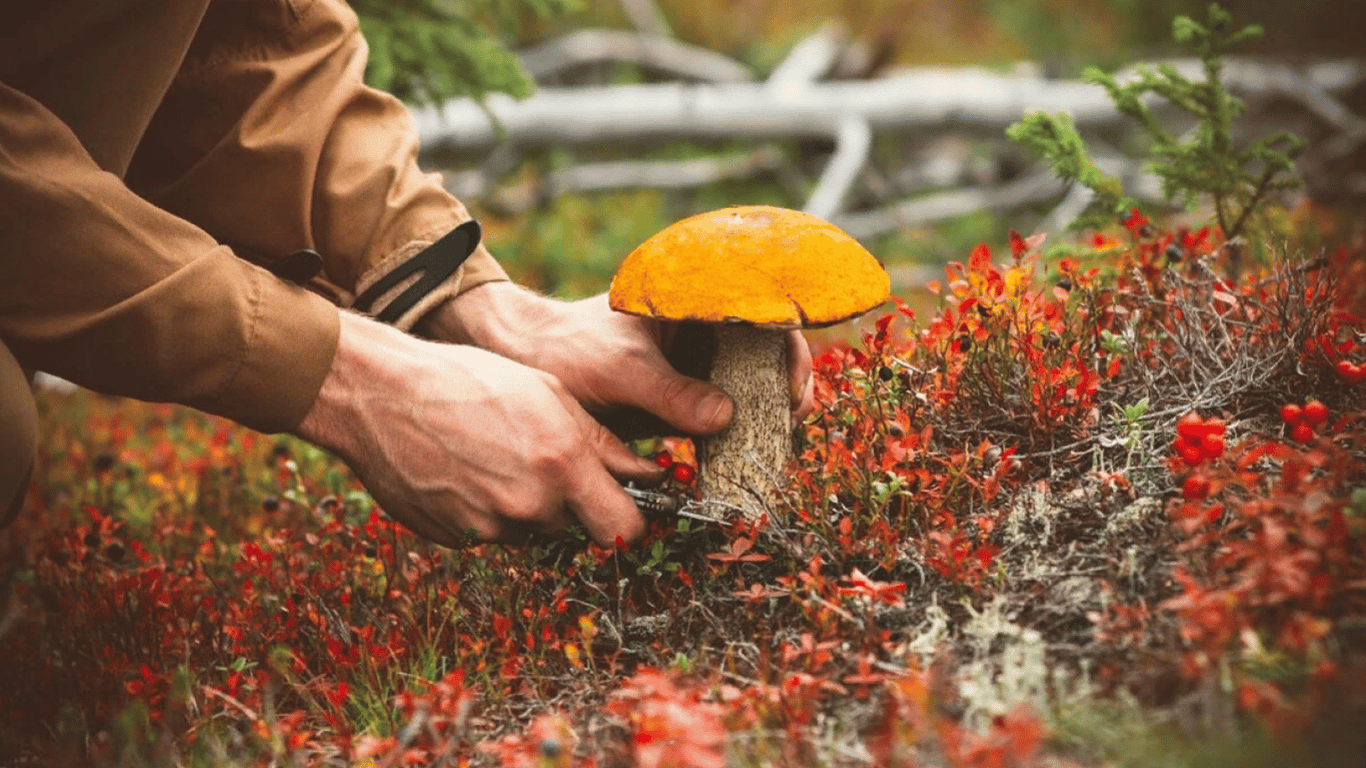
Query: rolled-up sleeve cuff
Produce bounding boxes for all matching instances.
[210,265,340,434]
[349,221,509,332]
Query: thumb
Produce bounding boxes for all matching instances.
[625,353,733,436]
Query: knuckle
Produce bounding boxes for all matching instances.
[658,375,696,412]
[537,370,568,396]
[531,433,580,476]
[494,490,550,525]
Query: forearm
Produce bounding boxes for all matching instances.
[294,312,408,459]
[0,81,338,434]
[418,281,551,356]
[293,310,655,547]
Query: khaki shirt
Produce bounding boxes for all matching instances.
[0,0,509,434]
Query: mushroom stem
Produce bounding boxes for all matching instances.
[700,324,791,518]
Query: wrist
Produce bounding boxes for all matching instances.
[294,311,414,457]
[419,281,552,357]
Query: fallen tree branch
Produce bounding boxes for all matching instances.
[830,171,1066,240]
[416,58,1365,153]
[516,29,753,83]
[445,147,788,214]
[619,0,672,39]
[415,71,1124,151]
[764,22,844,94]
[806,115,870,219]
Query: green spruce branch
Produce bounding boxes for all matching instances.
[1007,3,1307,242]
[349,0,578,107]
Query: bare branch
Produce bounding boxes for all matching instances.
[831,171,1065,240]
[619,0,673,38]
[805,116,871,219]
[517,29,752,83]
[764,23,845,94]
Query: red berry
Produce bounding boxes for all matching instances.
[1280,403,1304,425]
[1292,423,1314,444]
[1205,418,1225,437]
[1182,476,1210,500]
[1176,412,1205,439]
[1200,432,1225,459]
[1180,444,1205,467]
[1303,400,1329,426]
[654,453,674,468]
[670,463,696,484]
[1336,361,1366,385]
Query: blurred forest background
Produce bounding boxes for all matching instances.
[351,0,1365,320]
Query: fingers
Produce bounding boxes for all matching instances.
[547,381,652,546]
[555,385,665,483]
[619,352,733,436]
[786,330,815,424]
[563,464,647,548]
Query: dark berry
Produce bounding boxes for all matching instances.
[262,495,280,513]
[83,531,101,549]
[957,336,972,352]
[93,452,116,473]
[364,544,378,558]
[1057,277,1073,291]
[878,366,894,382]
[271,442,291,459]
[105,542,125,563]
[1165,244,1183,262]
[540,738,562,759]
[889,423,905,437]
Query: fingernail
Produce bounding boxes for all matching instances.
[703,391,733,432]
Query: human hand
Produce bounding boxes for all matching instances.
[295,312,661,547]
[422,283,816,432]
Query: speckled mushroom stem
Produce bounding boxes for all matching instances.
[700,324,791,519]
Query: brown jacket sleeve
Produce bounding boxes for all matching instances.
[125,0,509,331]
[0,82,340,434]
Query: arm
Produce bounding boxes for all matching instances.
[0,81,337,434]
[121,0,810,433]
[420,282,817,433]
[110,0,660,544]
[125,0,508,329]
[295,311,660,547]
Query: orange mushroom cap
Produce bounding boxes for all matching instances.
[609,205,890,329]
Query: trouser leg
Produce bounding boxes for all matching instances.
[0,338,36,528]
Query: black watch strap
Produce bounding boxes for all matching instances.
[352,220,482,324]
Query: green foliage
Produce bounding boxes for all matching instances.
[349,0,578,106]
[1007,3,1306,239]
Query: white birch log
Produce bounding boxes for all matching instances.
[414,71,1119,151]
[619,0,673,39]
[804,115,871,220]
[417,59,1364,153]
[764,23,844,94]
[517,29,753,83]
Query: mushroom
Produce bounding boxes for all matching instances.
[609,205,890,517]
